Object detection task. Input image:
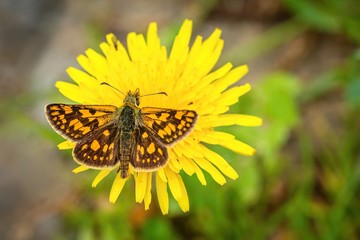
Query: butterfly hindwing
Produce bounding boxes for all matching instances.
[140,107,198,146]
[131,126,169,171]
[45,104,117,141]
[73,126,120,169]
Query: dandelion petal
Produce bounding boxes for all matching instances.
[176,174,189,212]
[72,165,89,173]
[135,172,148,203]
[165,167,182,201]
[109,173,126,203]
[156,173,169,214]
[144,173,153,210]
[92,170,112,187]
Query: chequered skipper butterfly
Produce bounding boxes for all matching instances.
[45,88,197,178]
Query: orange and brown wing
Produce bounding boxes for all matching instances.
[45,104,117,141]
[131,126,169,171]
[72,126,120,169]
[140,107,198,147]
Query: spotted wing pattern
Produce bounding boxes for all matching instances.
[45,104,117,141]
[131,127,169,171]
[72,127,120,169]
[140,107,198,146]
[45,103,198,177]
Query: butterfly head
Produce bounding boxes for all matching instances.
[124,88,141,107]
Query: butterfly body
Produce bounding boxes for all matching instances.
[45,89,198,178]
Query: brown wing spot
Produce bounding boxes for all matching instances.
[90,140,100,151]
[147,142,156,154]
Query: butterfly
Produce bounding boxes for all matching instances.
[45,88,197,178]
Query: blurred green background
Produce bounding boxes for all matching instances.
[1,0,359,239]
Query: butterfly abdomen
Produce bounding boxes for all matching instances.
[118,106,136,178]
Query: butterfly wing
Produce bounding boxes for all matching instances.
[45,104,117,141]
[140,107,198,146]
[130,126,169,171]
[72,126,120,169]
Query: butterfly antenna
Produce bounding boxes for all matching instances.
[140,91,168,98]
[100,82,125,96]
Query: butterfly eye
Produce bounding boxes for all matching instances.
[135,96,140,106]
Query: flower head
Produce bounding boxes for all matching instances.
[51,19,262,214]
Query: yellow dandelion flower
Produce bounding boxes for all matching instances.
[45,19,262,214]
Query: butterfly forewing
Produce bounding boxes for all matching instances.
[45,104,117,141]
[140,107,198,146]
